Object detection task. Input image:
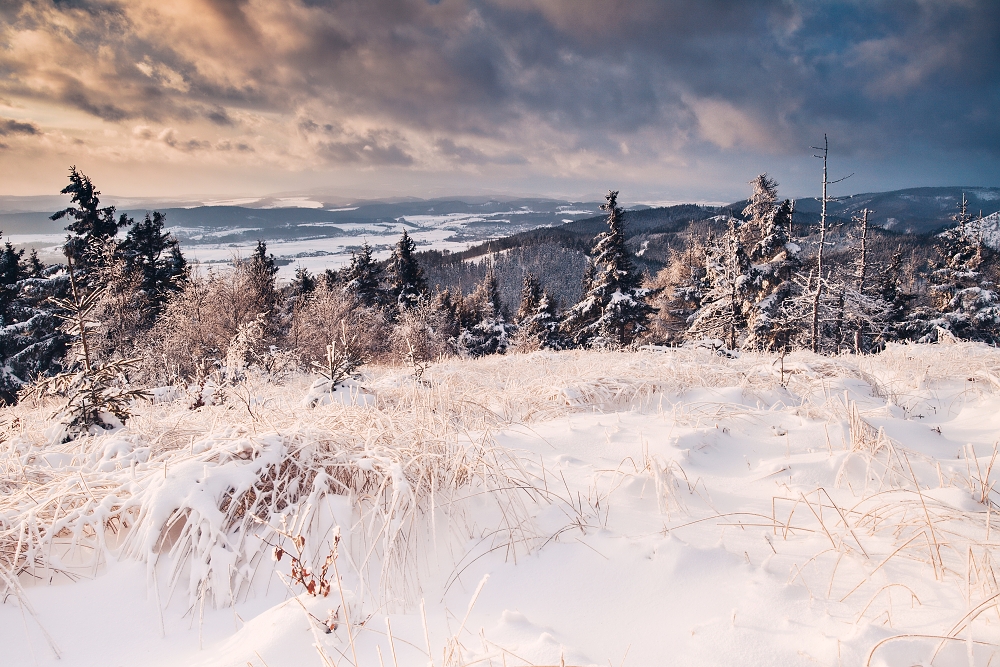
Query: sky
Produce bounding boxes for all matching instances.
[0,0,998,204]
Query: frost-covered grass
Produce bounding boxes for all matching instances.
[5,343,1000,666]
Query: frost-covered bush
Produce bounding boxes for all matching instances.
[143,267,255,381]
[286,283,392,367]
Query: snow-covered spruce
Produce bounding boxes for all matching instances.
[561,190,654,348]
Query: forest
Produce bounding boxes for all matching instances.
[1,162,997,437]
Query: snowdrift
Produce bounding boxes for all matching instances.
[4,344,1000,666]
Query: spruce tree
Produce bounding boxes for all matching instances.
[387,230,427,310]
[291,266,317,296]
[923,194,1000,341]
[0,235,70,402]
[740,175,801,351]
[515,273,561,350]
[248,240,280,312]
[50,166,128,273]
[516,273,542,322]
[459,266,510,356]
[322,268,339,290]
[562,190,653,347]
[0,239,24,322]
[342,241,385,308]
[879,248,916,340]
[432,288,461,342]
[649,242,708,344]
[26,249,44,278]
[120,211,187,318]
[686,218,753,350]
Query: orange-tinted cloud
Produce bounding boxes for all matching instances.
[0,0,997,197]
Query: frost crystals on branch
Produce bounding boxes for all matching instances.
[312,322,365,390]
[23,251,149,438]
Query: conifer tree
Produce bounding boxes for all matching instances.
[322,268,339,290]
[686,218,752,350]
[26,249,44,278]
[291,266,316,296]
[50,166,128,273]
[247,240,280,316]
[649,242,708,344]
[0,239,24,322]
[740,175,801,351]
[432,288,461,342]
[922,194,1000,341]
[0,235,70,402]
[879,248,916,340]
[387,230,427,310]
[514,273,562,350]
[562,190,653,347]
[459,265,510,356]
[516,273,542,322]
[342,241,385,308]
[120,211,186,318]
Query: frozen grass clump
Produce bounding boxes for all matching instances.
[0,373,544,613]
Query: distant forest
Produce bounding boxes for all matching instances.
[1,164,998,436]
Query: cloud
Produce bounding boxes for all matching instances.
[434,138,526,165]
[0,117,39,136]
[684,97,775,151]
[206,106,234,126]
[0,0,997,194]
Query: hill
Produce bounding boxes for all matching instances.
[789,186,1000,234]
[2,345,999,666]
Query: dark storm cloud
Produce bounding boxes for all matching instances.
[0,117,39,135]
[1,0,998,168]
[206,106,235,126]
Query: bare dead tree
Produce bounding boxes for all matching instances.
[853,208,872,353]
[809,134,853,353]
[788,199,795,240]
[855,208,873,294]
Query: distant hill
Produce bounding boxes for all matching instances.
[786,186,1000,235]
[0,197,602,239]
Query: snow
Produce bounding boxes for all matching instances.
[260,198,326,209]
[4,344,1000,666]
[180,226,477,279]
[968,211,1000,250]
[197,198,264,208]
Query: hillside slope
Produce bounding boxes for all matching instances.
[3,345,1000,666]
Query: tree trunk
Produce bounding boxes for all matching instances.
[810,135,828,354]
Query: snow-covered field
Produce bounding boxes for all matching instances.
[4,210,547,279]
[4,344,1000,666]
[178,224,471,279]
[2,224,477,280]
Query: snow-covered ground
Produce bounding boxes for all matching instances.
[4,344,1000,666]
[4,209,553,279]
[177,210,552,278]
[179,225,475,279]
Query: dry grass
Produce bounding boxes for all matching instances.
[5,341,1000,664]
